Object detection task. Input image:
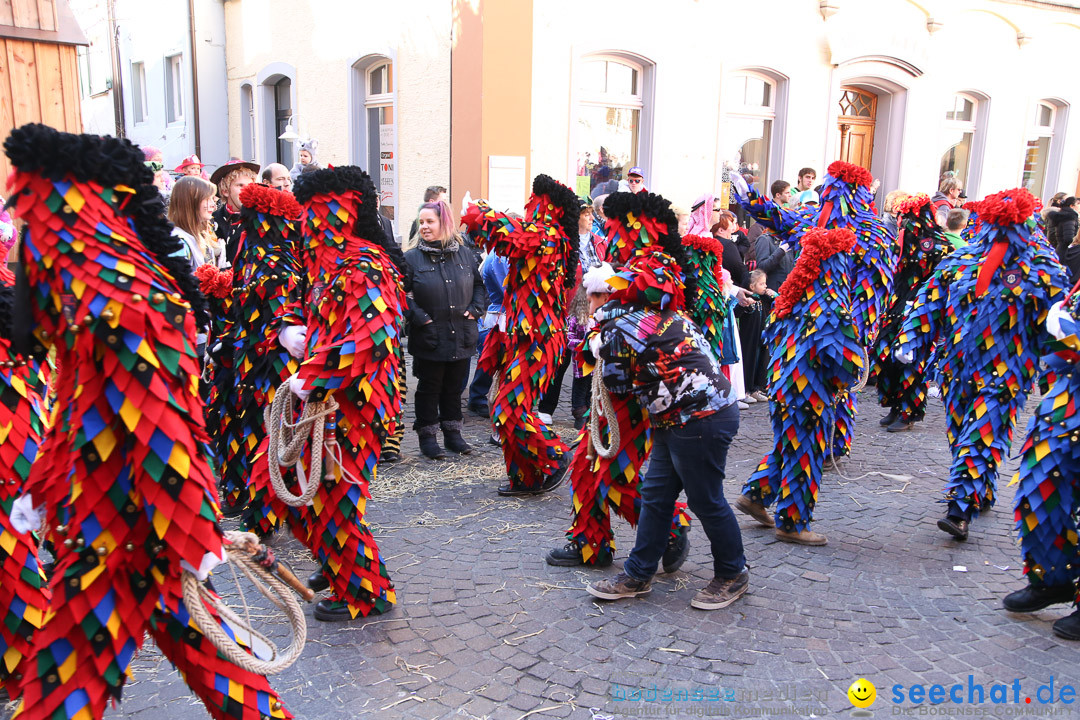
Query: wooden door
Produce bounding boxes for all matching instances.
[837,87,877,171]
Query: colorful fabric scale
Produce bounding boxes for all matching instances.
[286,166,404,618]
[681,234,734,362]
[742,228,864,532]
[209,184,306,536]
[462,175,577,490]
[563,192,692,563]
[0,266,51,699]
[895,188,1067,518]
[1011,289,1080,601]
[875,194,952,423]
[4,124,291,719]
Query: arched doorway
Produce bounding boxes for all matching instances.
[837,86,877,171]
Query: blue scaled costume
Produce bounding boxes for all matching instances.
[894,188,1068,540]
[1005,286,1080,639]
[738,228,864,540]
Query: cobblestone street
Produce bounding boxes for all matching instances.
[6,378,1078,720]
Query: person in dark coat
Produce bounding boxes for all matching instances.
[711,210,750,289]
[403,200,486,459]
[1048,196,1078,258]
[754,228,795,292]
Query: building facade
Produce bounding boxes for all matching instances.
[71,0,229,173]
[223,0,453,238]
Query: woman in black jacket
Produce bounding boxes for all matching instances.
[404,200,486,459]
[1049,197,1079,259]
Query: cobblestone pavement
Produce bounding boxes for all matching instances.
[5,374,1078,720]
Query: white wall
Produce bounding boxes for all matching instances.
[530,0,1080,207]
[223,0,452,234]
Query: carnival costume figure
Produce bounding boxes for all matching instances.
[1003,285,1080,640]
[737,228,864,546]
[894,188,1067,541]
[462,175,578,494]
[209,183,307,536]
[875,194,952,432]
[546,192,696,569]
[280,166,404,621]
[4,124,291,720]
[0,263,50,699]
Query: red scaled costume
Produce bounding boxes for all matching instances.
[4,124,290,720]
[279,166,403,620]
[0,264,50,698]
[462,175,578,491]
[556,192,694,567]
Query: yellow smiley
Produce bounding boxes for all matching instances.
[848,678,876,708]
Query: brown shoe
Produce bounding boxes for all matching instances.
[735,495,773,528]
[775,528,828,546]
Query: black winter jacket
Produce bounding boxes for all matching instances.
[404,239,485,362]
[1049,207,1079,257]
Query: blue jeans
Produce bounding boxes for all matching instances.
[624,404,745,582]
[467,327,493,407]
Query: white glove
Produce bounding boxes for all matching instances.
[1046,300,1069,342]
[894,347,914,364]
[289,373,312,401]
[10,494,43,534]
[730,171,750,198]
[588,333,604,360]
[278,324,308,359]
[180,547,228,581]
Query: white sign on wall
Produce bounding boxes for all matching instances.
[379,124,396,214]
[488,155,527,215]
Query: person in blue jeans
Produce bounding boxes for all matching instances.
[467,250,509,416]
[584,251,749,610]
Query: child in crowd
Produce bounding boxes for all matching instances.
[736,269,775,402]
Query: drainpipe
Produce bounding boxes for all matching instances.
[107,0,125,136]
[187,0,202,158]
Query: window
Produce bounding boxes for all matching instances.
[573,56,647,195]
[274,77,293,166]
[77,44,111,97]
[131,62,147,124]
[723,72,779,188]
[939,94,978,188]
[365,61,396,223]
[165,54,183,123]
[1023,101,1059,199]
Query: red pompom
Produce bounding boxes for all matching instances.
[976,188,1036,226]
[827,161,873,188]
[239,183,302,219]
[773,228,856,319]
[895,193,931,216]
[681,233,724,256]
[194,264,233,299]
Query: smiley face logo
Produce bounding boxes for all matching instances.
[848,678,876,708]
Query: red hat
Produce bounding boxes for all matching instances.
[174,154,204,172]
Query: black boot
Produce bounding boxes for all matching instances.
[308,571,330,593]
[1003,583,1076,612]
[937,501,971,541]
[441,420,472,455]
[1053,609,1080,640]
[417,424,448,460]
[880,408,900,427]
[572,407,587,431]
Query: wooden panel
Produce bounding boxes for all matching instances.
[0,0,14,27]
[57,42,79,131]
[0,39,14,191]
[6,39,40,126]
[35,0,54,31]
[11,0,40,30]
[34,41,62,128]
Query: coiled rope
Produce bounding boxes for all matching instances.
[264,381,340,506]
[589,360,620,459]
[181,530,307,675]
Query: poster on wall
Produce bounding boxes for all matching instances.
[488,155,526,215]
[379,124,396,220]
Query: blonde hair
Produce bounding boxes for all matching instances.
[217,167,257,205]
[883,190,908,214]
[169,176,220,260]
[406,200,458,250]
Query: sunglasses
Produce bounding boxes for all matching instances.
[627,178,643,184]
